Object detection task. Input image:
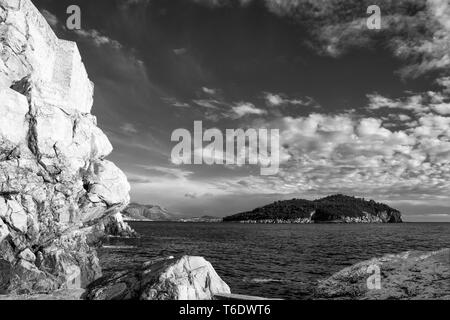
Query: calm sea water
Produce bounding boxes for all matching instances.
[98,222,450,299]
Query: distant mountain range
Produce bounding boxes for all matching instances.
[223,194,402,223]
[121,204,221,222]
[122,203,178,221]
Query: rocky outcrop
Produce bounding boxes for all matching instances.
[88,213,138,242]
[314,249,450,300]
[83,256,231,300]
[0,0,131,294]
[0,288,85,300]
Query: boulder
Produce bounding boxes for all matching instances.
[101,213,137,238]
[314,248,450,300]
[0,0,132,294]
[83,256,231,300]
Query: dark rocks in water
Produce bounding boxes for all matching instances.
[83,256,231,300]
[223,194,402,223]
[314,248,450,300]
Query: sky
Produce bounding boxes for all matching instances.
[33,0,450,221]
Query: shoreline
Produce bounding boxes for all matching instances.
[2,247,448,300]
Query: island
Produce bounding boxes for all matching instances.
[223,194,402,223]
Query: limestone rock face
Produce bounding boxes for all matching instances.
[0,0,131,294]
[83,256,232,300]
[314,249,450,300]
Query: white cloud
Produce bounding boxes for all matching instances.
[432,103,450,115]
[163,97,191,108]
[202,87,217,95]
[367,91,450,116]
[193,99,222,109]
[232,102,267,118]
[41,9,59,27]
[264,93,318,108]
[244,111,450,201]
[75,29,122,49]
[265,93,285,106]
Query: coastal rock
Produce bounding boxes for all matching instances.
[0,288,85,300]
[83,256,231,300]
[88,212,138,241]
[314,248,450,300]
[0,0,131,294]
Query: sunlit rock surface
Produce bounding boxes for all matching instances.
[0,0,131,294]
[314,249,450,300]
[83,256,231,300]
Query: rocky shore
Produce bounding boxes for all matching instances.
[314,248,450,300]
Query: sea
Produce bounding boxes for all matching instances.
[98,222,450,300]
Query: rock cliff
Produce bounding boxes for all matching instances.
[0,0,131,294]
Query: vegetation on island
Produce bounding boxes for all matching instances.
[223,194,402,223]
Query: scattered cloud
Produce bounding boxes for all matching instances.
[193,99,222,109]
[75,29,122,49]
[120,123,139,135]
[41,9,59,27]
[173,48,188,55]
[264,92,318,108]
[191,0,450,79]
[137,164,194,180]
[232,102,267,118]
[162,97,191,108]
[202,87,217,95]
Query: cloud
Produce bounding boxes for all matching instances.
[173,48,188,55]
[162,97,191,108]
[432,103,450,115]
[437,77,450,94]
[75,29,122,49]
[202,87,217,95]
[232,102,267,118]
[192,0,450,79]
[265,93,285,107]
[367,88,450,116]
[120,123,139,135]
[193,99,222,109]
[41,9,59,27]
[264,92,318,108]
[186,106,443,203]
[137,165,194,180]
